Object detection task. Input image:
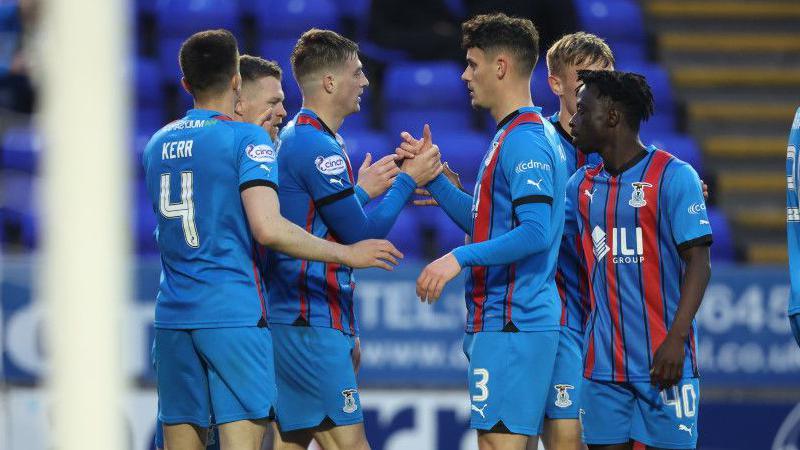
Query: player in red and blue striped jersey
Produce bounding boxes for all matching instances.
[565,70,711,450]
[266,29,441,449]
[144,30,401,450]
[538,32,615,450]
[404,14,567,450]
[787,106,800,347]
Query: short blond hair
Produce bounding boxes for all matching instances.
[546,32,614,77]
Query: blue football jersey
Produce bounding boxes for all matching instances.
[564,146,712,382]
[142,109,279,329]
[464,106,567,332]
[548,112,602,332]
[787,107,800,316]
[267,109,360,335]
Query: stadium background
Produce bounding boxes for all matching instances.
[0,0,799,448]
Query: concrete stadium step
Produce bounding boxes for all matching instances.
[718,171,784,194]
[659,32,800,53]
[745,243,787,264]
[672,67,800,88]
[689,102,797,123]
[703,136,787,159]
[733,209,785,230]
[646,1,800,20]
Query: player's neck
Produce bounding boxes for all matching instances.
[193,94,235,118]
[601,131,646,175]
[557,102,572,132]
[490,84,533,124]
[302,102,344,134]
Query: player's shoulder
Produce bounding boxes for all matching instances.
[567,164,594,189]
[279,119,338,152]
[652,148,700,184]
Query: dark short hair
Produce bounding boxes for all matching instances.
[179,29,239,97]
[290,29,359,82]
[547,32,615,77]
[240,55,282,83]
[577,70,654,130]
[461,13,539,75]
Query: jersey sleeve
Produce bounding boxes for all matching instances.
[297,136,355,208]
[564,169,583,236]
[664,162,712,250]
[500,130,556,213]
[237,125,279,192]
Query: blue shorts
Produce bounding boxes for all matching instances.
[791,313,800,348]
[463,330,559,436]
[154,327,276,427]
[272,324,361,432]
[545,326,583,420]
[581,378,700,449]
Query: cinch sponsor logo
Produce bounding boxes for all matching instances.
[246,144,276,163]
[592,226,644,263]
[315,154,347,175]
[688,203,706,214]
[515,159,551,173]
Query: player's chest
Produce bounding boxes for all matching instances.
[580,176,661,229]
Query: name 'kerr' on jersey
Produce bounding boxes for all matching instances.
[142,109,279,329]
[549,112,602,333]
[464,106,567,333]
[266,109,360,335]
[565,146,712,382]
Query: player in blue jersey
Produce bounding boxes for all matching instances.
[400,14,568,450]
[565,70,711,450]
[787,107,800,347]
[265,29,442,450]
[538,32,616,450]
[143,30,402,450]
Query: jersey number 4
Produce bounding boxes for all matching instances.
[160,171,200,248]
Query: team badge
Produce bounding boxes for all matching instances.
[342,389,358,413]
[554,384,575,408]
[628,182,653,208]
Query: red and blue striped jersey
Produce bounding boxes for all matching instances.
[142,109,278,329]
[266,109,359,335]
[787,107,800,316]
[464,106,567,332]
[549,113,602,332]
[565,146,712,382]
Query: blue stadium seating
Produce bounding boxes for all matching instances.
[256,0,340,38]
[135,179,159,254]
[532,62,560,115]
[648,133,705,176]
[617,62,676,114]
[386,109,472,140]
[707,206,735,262]
[575,0,645,44]
[342,131,391,166]
[434,207,469,254]
[136,107,165,135]
[154,0,240,39]
[259,39,303,113]
[384,62,468,109]
[1,126,39,173]
[135,57,162,109]
[434,131,486,185]
[384,208,423,259]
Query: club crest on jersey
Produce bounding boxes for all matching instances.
[628,182,653,208]
[554,384,575,408]
[342,389,358,413]
[246,144,276,163]
[316,154,347,175]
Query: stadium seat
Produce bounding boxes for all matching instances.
[157,37,186,84]
[259,39,303,113]
[384,208,424,260]
[532,63,559,115]
[434,203,470,254]
[1,126,40,173]
[135,57,162,109]
[256,0,340,39]
[333,0,370,23]
[639,113,678,140]
[606,40,647,67]
[154,0,240,39]
[648,133,705,176]
[617,62,676,114]
[1,172,37,248]
[384,62,468,109]
[575,0,645,45]
[135,179,159,254]
[707,206,735,262]
[386,109,473,139]
[136,107,165,135]
[434,131,487,185]
[342,131,392,166]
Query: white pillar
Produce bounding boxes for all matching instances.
[40,0,129,448]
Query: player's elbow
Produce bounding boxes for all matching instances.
[251,223,280,248]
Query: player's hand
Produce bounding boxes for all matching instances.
[416,253,461,303]
[343,239,403,270]
[700,179,709,200]
[357,153,401,199]
[351,337,361,374]
[413,162,463,206]
[402,144,443,186]
[253,106,274,129]
[395,124,434,159]
[650,333,685,390]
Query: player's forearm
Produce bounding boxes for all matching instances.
[669,246,711,340]
[451,203,550,266]
[320,173,415,243]
[427,173,473,234]
[263,216,348,265]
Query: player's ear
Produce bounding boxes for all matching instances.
[547,74,562,96]
[323,73,335,94]
[180,77,193,96]
[607,105,621,128]
[495,55,508,80]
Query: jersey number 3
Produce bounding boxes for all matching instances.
[160,171,200,248]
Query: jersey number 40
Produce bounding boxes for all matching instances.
[160,171,200,248]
